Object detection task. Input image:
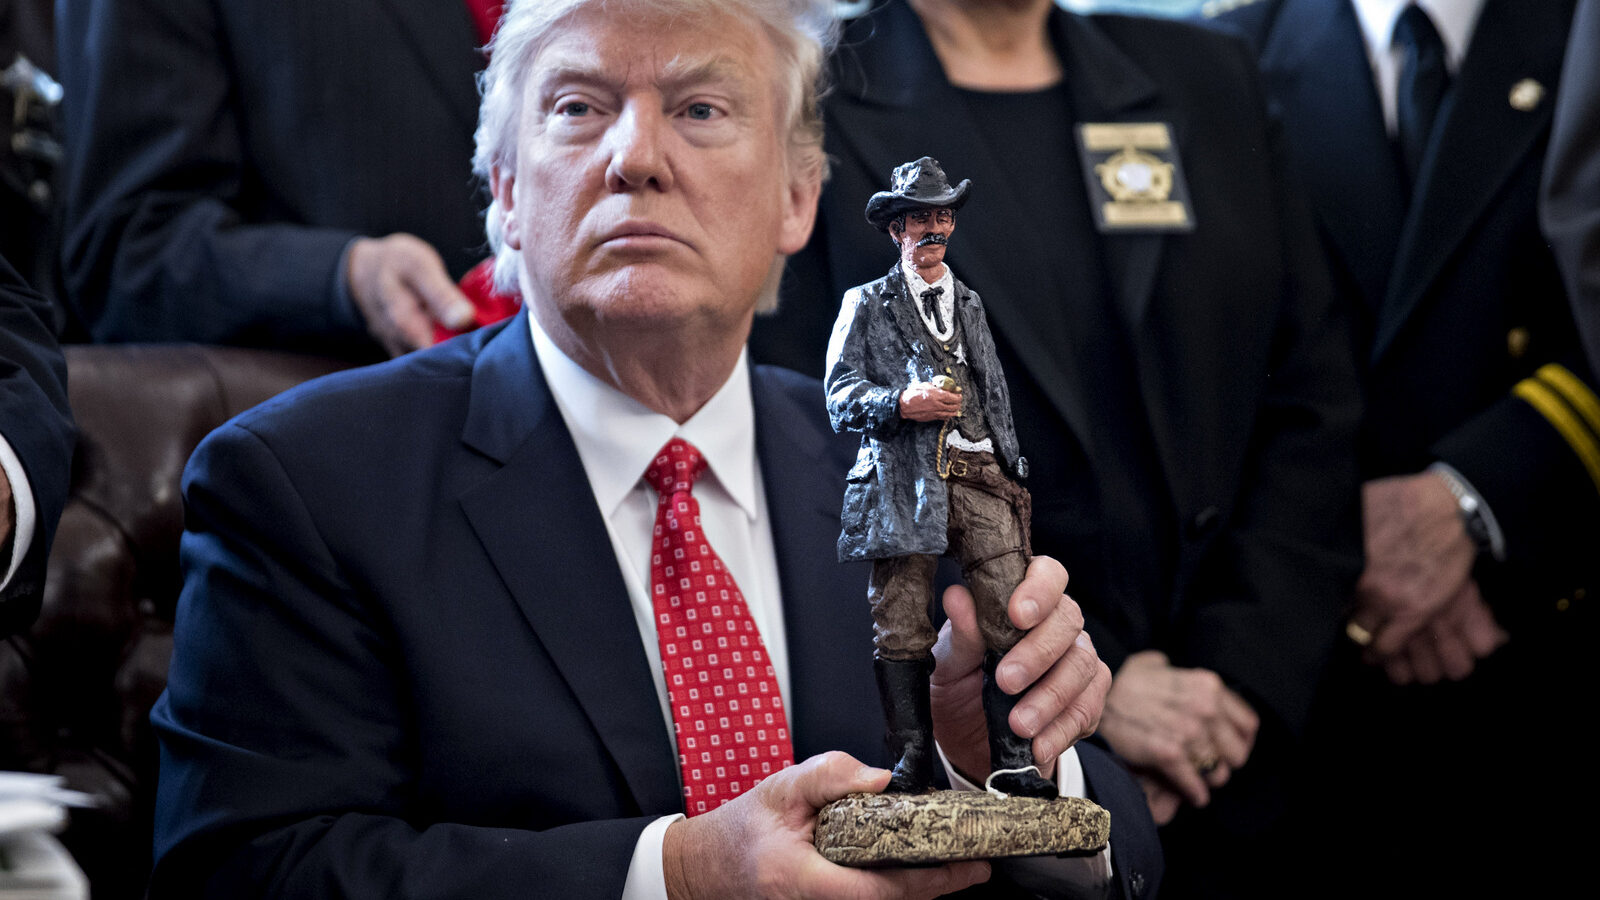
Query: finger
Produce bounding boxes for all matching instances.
[1213,689,1258,768]
[380,283,441,353]
[1452,581,1508,659]
[1383,652,1415,685]
[1009,626,1098,736]
[995,558,1078,694]
[931,584,986,685]
[1407,634,1444,685]
[786,752,887,812]
[1139,776,1183,826]
[400,243,477,331]
[1370,604,1431,659]
[1024,635,1112,765]
[1432,628,1477,682]
[1202,760,1233,789]
[1150,735,1211,808]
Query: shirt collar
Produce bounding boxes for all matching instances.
[528,313,760,522]
[901,261,955,300]
[1353,0,1484,72]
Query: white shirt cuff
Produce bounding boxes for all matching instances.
[0,433,37,590]
[620,813,683,900]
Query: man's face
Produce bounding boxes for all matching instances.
[894,208,956,274]
[491,6,820,349]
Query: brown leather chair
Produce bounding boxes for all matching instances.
[0,344,351,899]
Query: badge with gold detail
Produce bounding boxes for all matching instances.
[1075,122,1195,233]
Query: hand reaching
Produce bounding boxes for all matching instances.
[346,233,477,356]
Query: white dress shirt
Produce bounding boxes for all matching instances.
[0,434,36,590]
[528,313,1106,896]
[1351,0,1486,134]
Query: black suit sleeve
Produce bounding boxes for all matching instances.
[56,0,367,347]
[0,254,73,636]
[151,421,650,899]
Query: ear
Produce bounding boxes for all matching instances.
[776,166,823,256]
[491,166,522,251]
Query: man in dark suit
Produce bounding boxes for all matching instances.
[0,252,73,636]
[54,0,488,357]
[752,1,1362,896]
[1208,0,1599,893]
[150,1,1159,897]
[1544,0,1600,369]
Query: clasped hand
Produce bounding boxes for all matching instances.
[1352,473,1507,685]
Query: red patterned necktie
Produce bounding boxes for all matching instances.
[646,438,794,816]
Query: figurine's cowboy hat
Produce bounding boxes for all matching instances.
[864,156,971,232]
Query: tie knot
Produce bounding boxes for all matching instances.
[646,438,707,498]
[1393,4,1444,56]
[921,286,944,302]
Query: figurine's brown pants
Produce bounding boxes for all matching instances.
[868,448,1033,661]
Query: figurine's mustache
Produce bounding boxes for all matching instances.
[915,233,948,248]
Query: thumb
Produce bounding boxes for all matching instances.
[786,752,888,812]
[932,583,986,683]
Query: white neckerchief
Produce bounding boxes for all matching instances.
[1351,0,1485,135]
[902,261,957,344]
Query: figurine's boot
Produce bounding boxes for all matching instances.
[874,655,938,794]
[982,651,1058,799]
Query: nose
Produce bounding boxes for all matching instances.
[604,102,674,193]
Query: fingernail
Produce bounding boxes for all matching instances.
[1013,706,1039,737]
[1018,598,1039,622]
[998,662,1024,690]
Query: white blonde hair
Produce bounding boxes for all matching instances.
[473,0,838,295]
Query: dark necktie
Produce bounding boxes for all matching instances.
[921,286,946,333]
[1394,4,1451,189]
[645,439,794,816]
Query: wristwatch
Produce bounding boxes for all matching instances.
[1431,464,1494,556]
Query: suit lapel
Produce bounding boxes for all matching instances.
[457,311,683,815]
[1375,0,1572,361]
[753,371,879,760]
[377,0,485,136]
[1256,0,1406,314]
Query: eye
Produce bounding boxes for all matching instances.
[556,100,591,117]
[685,102,717,120]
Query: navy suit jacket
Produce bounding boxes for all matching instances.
[0,253,73,636]
[1210,0,1600,625]
[151,311,1159,898]
[56,0,489,356]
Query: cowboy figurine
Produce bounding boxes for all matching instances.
[825,157,1054,799]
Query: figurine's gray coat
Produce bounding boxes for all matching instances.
[825,265,1024,561]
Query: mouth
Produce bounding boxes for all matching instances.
[599,221,690,250]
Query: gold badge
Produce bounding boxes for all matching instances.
[1076,122,1195,232]
[1509,78,1544,112]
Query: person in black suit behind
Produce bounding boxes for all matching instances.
[1207,0,1599,894]
[149,1,1161,897]
[54,0,491,357]
[751,1,1363,896]
[0,252,73,637]
[1544,0,1600,370]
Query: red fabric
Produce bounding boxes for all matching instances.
[646,439,795,816]
[434,257,521,344]
[462,0,503,46]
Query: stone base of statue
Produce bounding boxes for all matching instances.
[814,790,1109,867]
